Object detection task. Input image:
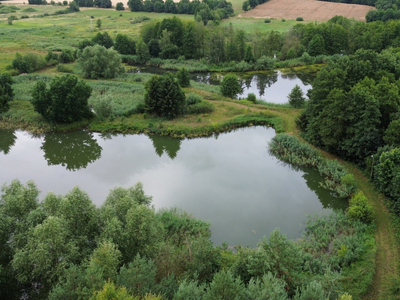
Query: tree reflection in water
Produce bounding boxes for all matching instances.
[41,131,102,171]
[147,134,182,159]
[0,130,17,155]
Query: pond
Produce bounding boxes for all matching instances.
[0,127,347,247]
[129,66,317,103]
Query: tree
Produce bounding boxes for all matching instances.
[92,32,114,49]
[288,84,305,108]
[77,44,124,79]
[96,19,102,30]
[31,74,93,123]
[244,44,255,63]
[91,281,135,300]
[136,39,151,63]
[145,73,186,119]
[176,67,190,87]
[307,34,325,56]
[115,34,136,55]
[128,0,143,11]
[384,119,400,146]
[220,74,242,98]
[12,216,79,298]
[69,0,80,11]
[0,72,13,114]
[116,2,125,10]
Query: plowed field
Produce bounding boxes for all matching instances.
[240,0,374,21]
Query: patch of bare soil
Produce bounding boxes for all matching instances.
[241,0,374,22]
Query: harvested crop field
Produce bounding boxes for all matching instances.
[240,0,374,21]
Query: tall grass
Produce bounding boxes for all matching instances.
[269,134,357,198]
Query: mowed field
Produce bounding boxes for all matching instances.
[240,0,374,21]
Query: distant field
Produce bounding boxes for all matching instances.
[241,0,374,21]
[221,17,303,33]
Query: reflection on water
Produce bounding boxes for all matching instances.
[0,130,16,154]
[0,127,347,246]
[148,135,182,159]
[41,131,102,171]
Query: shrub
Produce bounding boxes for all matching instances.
[282,18,286,22]
[186,93,202,106]
[296,17,304,21]
[56,64,73,73]
[0,72,14,114]
[77,45,124,79]
[288,84,305,108]
[347,192,373,224]
[31,74,93,123]
[11,53,46,74]
[264,18,271,23]
[176,67,190,87]
[220,74,242,98]
[145,73,186,119]
[58,49,75,63]
[255,55,274,70]
[116,2,124,10]
[187,101,215,115]
[93,96,113,120]
[247,93,257,103]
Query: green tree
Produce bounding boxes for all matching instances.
[0,72,13,114]
[176,67,190,87]
[307,34,326,56]
[220,74,242,98]
[115,34,136,55]
[78,44,124,79]
[128,0,143,11]
[116,2,125,10]
[31,74,93,123]
[145,73,186,119]
[244,44,255,63]
[92,32,114,49]
[136,38,151,63]
[12,216,78,298]
[384,119,400,146]
[96,18,102,30]
[90,281,135,300]
[205,270,247,300]
[288,84,305,108]
[69,0,80,11]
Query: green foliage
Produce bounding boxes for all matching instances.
[174,280,206,300]
[93,96,113,120]
[117,254,157,296]
[187,101,215,114]
[205,270,247,300]
[347,192,373,224]
[115,34,136,55]
[186,93,202,106]
[374,147,400,207]
[31,74,93,123]
[96,18,102,29]
[269,134,357,198]
[220,74,242,98]
[300,50,400,163]
[288,84,305,108]
[0,72,13,114]
[78,45,125,79]
[247,93,256,103]
[296,17,304,21]
[136,39,151,63]
[116,2,125,10]
[145,73,186,119]
[69,1,80,11]
[264,18,271,23]
[90,281,135,300]
[384,119,400,146]
[92,32,114,49]
[11,53,46,74]
[176,67,190,87]
[56,63,74,73]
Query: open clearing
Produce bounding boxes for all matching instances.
[240,0,374,21]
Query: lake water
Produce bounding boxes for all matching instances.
[0,127,347,247]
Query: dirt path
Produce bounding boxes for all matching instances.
[241,0,374,21]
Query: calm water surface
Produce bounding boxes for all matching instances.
[0,127,346,247]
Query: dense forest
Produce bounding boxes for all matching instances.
[0,178,374,299]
